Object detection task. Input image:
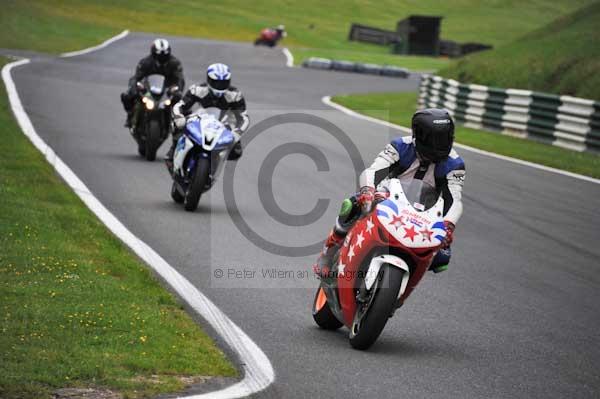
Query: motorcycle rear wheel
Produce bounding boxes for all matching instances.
[312,286,343,330]
[184,157,210,212]
[348,265,403,350]
[145,119,161,161]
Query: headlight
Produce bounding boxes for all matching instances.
[142,97,155,110]
[164,99,171,106]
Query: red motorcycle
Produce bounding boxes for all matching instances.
[312,178,447,350]
[254,25,286,47]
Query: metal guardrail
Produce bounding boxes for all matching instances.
[418,75,600,153]
[302,57,410,78]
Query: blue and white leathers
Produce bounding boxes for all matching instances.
[172,112,235,189]
[360,136,465,226]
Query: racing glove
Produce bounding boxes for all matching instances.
[135,81,145,93]
[358,186,375,214]
[442,221,455,248]
[374,189,389,202]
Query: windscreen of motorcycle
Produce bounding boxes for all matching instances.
[146,74,165,96]
[400,179,440,212]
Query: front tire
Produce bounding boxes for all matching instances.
[312,287,343,330]
[145,119,161,161]
[184,157,210,212]
[349,265,404,350]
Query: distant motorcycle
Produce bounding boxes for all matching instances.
[254,25,286,47]
[312,178,448,350]
[169,111,238,211]
[131,74,180,161]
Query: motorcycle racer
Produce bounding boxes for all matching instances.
[255,24,287,47]
[120,38,185,128]
[314,108,466,277]
[166,63,249,166]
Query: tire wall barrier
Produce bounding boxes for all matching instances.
[302,57,409,78]
[418,75,600,153]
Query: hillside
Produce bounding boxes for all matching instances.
[0,0,592,71]
[439,1,600,100]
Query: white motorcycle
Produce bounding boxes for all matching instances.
[169,110,239,211]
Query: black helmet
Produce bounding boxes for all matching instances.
[411,108,455,162]
[151,38,171,65]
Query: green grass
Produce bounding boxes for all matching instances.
[0,57,236,398]
[0,0,592,72]
[332,91,600,178]
[440,2,600,100]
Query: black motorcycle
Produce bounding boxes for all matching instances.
[131,74,180,161]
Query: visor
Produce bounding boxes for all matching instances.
[208,77,230,91]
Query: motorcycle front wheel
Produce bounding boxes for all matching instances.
[184,157,210,212]
[145,119,161,161]
[348,265,404,350]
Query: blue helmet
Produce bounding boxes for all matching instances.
[207,63,231,96]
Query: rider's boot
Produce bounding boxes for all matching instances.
[228,141,243,160]
[164,140,176,175]
[124,111,133,128]
[313,198,355,280]
[429,246,451,273]
[313,228,345,281]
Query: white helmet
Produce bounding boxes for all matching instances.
[151,38,171,64]
[207,63,231,97]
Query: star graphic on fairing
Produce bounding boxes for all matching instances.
[420,228,433,241]
[403,225,418,241]
[355,231,365,248]
[388,215,404,230]
[348,245,355,261]
[365,218,375,234]
[337,262,346,276]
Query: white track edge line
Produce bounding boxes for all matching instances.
[60,30,130,57]
[3,47,274,399]
[282,47,294,68]
[322,96,600,185]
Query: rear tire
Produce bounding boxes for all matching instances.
[145,119,161,161]
[171,182,184,204]
[184,157,210,212]
[349,265,404,350]
[312,287,343,330]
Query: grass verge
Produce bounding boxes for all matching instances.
[332,91,600,178]
[0,0,591,71]
[0,56,236,399]
[440,2,600,100]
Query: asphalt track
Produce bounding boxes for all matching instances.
[10,33,600,398]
